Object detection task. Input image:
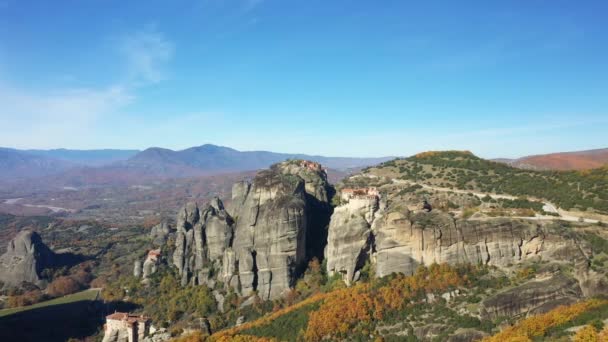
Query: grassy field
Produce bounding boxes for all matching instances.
[0,288,100,318]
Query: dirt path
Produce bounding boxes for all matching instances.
[391,179,599,224]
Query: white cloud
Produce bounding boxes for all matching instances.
[118,26,174,85]
[0,26,173,148]
[0,84,134,148]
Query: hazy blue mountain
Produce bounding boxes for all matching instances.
[23,148,140,166]
[0,148,74,180]
[122,144,393,177]
[0,144,392,184]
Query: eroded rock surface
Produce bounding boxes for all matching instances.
[482,274,582,318]
[0,230,55,287]
[150,222,172,246]
[326,196,591,285]
[173,198,234,286]
[171,160,332,300]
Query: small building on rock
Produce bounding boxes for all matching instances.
[102,312,150,342]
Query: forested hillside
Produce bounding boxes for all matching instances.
[368,151,608,214]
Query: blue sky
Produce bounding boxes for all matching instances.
[0,0,607,158]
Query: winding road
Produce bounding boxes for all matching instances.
[391,178,600,224]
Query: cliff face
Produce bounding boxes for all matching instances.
[0,230,55,287]
[171,160,332,300]
[326,197,591,285]
[173,198,234,287]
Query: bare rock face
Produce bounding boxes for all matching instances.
[171,160,332,300]
[0,230,55,287]
[481,274,582,319]
[230,167,308,299]
[325,196,378,285]
[150,222,172,246]
[133,260,142,277]
[173,198,234,286]
[326,196,592,284]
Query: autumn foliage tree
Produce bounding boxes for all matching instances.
[305,263,467,341]
[574,325,599,342]
[483,299,608,342]
[47,276,81,297]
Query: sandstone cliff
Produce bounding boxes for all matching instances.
[171,160,332,300]
[326,195,592,284]
[0,230,55,287]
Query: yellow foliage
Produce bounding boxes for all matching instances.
[573,325,599,342]
[598,325,608,341]
[482,299,608,342]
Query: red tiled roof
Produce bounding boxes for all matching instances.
[106,312,149,323]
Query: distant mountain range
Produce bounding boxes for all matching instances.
[0,144,393,185]
[495,148,608,171]
[23,148,140,166]
[0,148,73,179]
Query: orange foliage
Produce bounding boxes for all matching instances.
[599,325,608,341]
[7,289,45,308]
[305,284,374,341]
[482,299,608,342]
[305,263,466,341]
[47,276,81,297]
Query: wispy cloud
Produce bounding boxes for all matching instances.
[118,26,174,85]
[0,84,134,148]
[0,26,173,149]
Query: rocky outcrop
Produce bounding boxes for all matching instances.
[0,230,55,287]
[134,249,161,281]
[230,167,309,299]
[171,160,332,300]
[325,195,379,285]
[133,260,142,278]
[173,198,233,286]
[150,222,172,246]
[481,274,582,318]
[326,196,591,285]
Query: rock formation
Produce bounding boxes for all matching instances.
[326,194,592,285]
[172,198,233,287]
[0,230,55,287]
[150,222,172,246]
[170,160,332,300]
[135,249,162,281]
[481,273,582,319]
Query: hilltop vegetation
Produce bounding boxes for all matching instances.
[367,151,608,214]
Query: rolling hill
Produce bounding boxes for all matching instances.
[0,148,74,180]
[366,150,608,214]
[498,148,608,170]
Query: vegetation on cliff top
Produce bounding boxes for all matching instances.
[370,151,608,214]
